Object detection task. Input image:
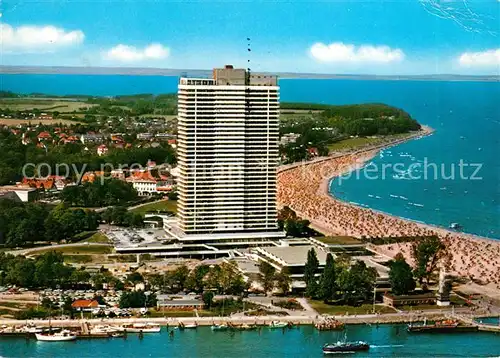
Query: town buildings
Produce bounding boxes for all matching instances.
[168,65,285,247]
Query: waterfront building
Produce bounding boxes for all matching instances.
[166,65,285,248]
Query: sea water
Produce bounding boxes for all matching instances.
[1,325,500,357]
[1,74,498,239]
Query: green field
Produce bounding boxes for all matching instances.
[327,137,381,151]
[83,232,111,244]
[30,244,113,256]
[309,300,396,315]
[0,98,95,112]
[131,200,177,216]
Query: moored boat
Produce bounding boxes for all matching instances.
[268,321,288,329]
[211,323,228,331]
[35,330,77,342]
[407,319,477,333]
[121,323,161,333]
[322,341,370,354]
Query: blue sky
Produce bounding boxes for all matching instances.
[1,0,499,75]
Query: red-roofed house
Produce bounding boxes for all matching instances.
[126,171,158,196]
[71,299,99,312]
[37,131,52,141]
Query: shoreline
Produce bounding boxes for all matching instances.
[276,127,500,287]
[0,310,494,327]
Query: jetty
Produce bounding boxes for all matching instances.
[451,314,500,333]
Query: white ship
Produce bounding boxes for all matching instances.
[35,329,77,342]
[121,323,161,333]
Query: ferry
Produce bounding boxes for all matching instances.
[121,323,161,333]
[322,341,370,354]
[35,329,77,342]
[407,319,477,333]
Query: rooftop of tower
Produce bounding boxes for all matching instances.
[179,65,277,86]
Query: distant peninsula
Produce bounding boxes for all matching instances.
[1,65,498,82]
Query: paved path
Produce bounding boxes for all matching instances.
[7,242,113,256]
[296,298,318,316]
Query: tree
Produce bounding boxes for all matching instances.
[258,261,276,294]
[202,291,214,309]
[319,253,336,302]
[274,268,292,295]
[412,236,445,287]
[126,271,144,285]
[389,254,416,295]
[304,248,320,298]
[337,260,377,306]
[185,265,210,294]
[119,290,157,308]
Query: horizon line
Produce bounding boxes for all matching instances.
[0,65,499,81]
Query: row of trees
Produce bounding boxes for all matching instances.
[0,200,143,247]
[0,251,88,288]
[0,200,99,247]
[60,179,138,207]
[279,103,421,163]
[303,249,378,306]
[146,262,247,296]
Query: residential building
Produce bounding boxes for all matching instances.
[97,144,109,156]
[71,299,99,312]
[81,133,105,144]
[170,65,285,247]
[137,133,154,140]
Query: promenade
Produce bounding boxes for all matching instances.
[0,307,493,328]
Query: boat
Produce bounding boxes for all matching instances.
[407,319,477,333]
[236,323,257,331]
[449,223,462,230]
[121,323,161,333]
[35,329,77,342]
[322,341,370,354]
[178,322,198,330]
[268,321,288,329]
[315,319,345,331]
[211,323,228,331]
[90,325,123,334]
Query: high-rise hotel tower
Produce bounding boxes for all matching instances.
[174,65,285,245]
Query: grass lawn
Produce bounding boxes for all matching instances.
[131,200,177,216]
[327,137,381,151]
[309,300,397,315]
[315,236,363,245]
[30,244,112,256]
[83,232,111,244]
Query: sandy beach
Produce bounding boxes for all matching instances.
[277,128,500,290]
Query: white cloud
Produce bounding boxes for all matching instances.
[0,23,84,53]
[458,49,500,67]
[104,43,169,62]
[310,42,405,64]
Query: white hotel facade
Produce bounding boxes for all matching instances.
[167,65,285,247]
